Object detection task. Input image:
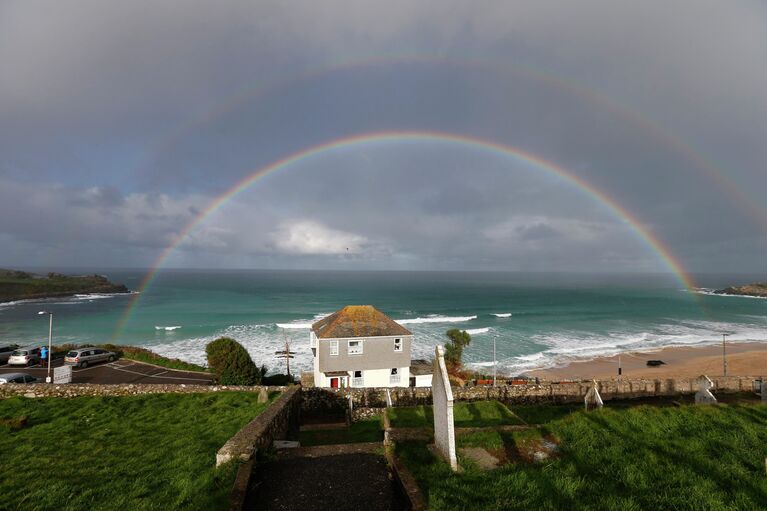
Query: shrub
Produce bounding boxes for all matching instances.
[205,337,264,385]
[444,328,471,369]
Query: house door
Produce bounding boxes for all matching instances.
[330,377,339,389]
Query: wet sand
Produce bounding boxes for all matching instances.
[525,341,767,380]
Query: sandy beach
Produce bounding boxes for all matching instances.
[525,341,767,380]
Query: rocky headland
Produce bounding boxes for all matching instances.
[0,269,130,303]
[714,282,767,298]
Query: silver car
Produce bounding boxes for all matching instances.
[8,347,41,366]
[64,348,117,368]
[0,372,38,384]
[0,344,19,365]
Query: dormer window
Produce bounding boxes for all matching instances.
[394,338,402,352]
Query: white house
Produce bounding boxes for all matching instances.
[310,305,431,388]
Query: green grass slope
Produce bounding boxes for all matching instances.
[0,392,275,511]
[397,403,767,510]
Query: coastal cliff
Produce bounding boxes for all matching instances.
[714,282,767,298]
[0,269,130,303]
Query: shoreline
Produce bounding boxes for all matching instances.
[524,341,767,380]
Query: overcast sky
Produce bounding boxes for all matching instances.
[1,1,766,274]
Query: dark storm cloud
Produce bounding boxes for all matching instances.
[0,0,765,272]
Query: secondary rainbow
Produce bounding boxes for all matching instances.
[113,130,698,340]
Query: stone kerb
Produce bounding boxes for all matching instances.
[0,383,286,400]
[216,385,301,467]
[431,345,458,471]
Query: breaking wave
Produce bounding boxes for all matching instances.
[396,315,477,325]
[492,313,512,318]
[155,326,182,331]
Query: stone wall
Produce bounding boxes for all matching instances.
[0,383,287,399]
[301,375,761,411]
[216,385,301,467]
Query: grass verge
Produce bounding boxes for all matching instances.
[396,403,767,510]
[0,392,275,511]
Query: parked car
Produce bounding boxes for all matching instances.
[0,344,19,365]
[8,347,41,366]
[64,348,117,368]
[0,373,38,384]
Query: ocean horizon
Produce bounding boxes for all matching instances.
[1,269,765,376]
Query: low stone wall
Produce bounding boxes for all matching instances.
[216,385,301,467]
[0,383,286,399]
[302,376,761,411]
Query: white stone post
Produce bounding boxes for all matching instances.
[694,375,717,405]
[584,380,604,411]
[432,345,458,471]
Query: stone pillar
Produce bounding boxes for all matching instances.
[694,375,717,405]
[432,345,458,471]
[761,379,766,403]
[584,380,603,411]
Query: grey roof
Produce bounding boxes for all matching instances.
[311,305,412,339]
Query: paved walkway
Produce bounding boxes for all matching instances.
[248,451,406,511]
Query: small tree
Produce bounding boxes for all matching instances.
[443,329,471,369]
[205,337,264,385]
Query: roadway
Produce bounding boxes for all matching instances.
[0,357,214,385]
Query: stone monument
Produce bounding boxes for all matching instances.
[584,380,604,411]
[694,375,717,405]
[432,345,458,471]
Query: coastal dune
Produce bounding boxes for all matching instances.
[526,341,767,380]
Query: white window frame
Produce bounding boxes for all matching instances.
[352,370,364,387]
[389,368,400,385]
[394,338,402,352]
[329,340,339,356]
[348,339,364,355]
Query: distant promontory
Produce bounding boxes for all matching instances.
[714,282,767,298]
[0,269,130,303]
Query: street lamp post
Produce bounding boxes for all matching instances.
[38,311,53,383]
[722,333,729,377]
[493,337,497,387]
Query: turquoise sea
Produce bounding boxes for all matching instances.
[1,270,765,375]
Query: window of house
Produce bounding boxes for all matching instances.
[390,367,400,384]
[394,338,402,352]
[353,370,363,387]
[348,340,363,355]
[329,340,338,356]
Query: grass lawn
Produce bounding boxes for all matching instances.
[396,403,767,510]
[0,392,276,511]
[388,400,525,428]
[299,417,383,446]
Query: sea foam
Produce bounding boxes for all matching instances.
[492,313,512,318]
[396,315,477,325]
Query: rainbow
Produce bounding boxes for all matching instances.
[138,55,767,232]
[113,131,699,340]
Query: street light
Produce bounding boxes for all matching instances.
[38,311,53,383]
[493,337,497,387]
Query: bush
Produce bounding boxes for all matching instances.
[262,373,297,386]
[205,337,265,385]
[444,329,471,369]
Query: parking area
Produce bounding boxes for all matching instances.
[0,358,214,385]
